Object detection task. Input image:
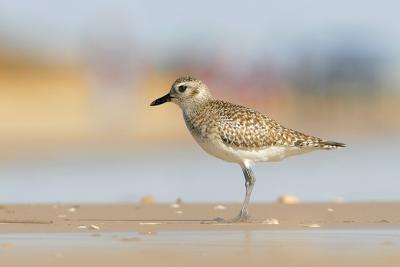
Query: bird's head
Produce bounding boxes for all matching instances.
[150,76,212,109]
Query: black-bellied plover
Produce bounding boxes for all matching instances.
[150,76,345,222]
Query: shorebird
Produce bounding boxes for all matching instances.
[150,76,345,222]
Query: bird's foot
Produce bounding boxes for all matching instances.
[227,211,251,223]
[210,211,251,223]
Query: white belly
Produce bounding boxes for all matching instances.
[193,135,314,166]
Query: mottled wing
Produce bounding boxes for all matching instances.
[214,101,339,150]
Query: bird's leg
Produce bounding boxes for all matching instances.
[233,166,256,222]
[213,166,256,223]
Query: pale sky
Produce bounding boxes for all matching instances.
[0,0,399,66]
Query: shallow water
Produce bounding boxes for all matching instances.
[1,230,399,250]
[1,230,400,267]
[0,139,399,203]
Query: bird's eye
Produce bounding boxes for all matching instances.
[178,85,187,93]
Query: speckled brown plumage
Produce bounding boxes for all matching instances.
[172,75,199,88]
[151,75,345,222]
[184,99,345,151]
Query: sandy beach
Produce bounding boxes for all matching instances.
[1,202,400,232]
[1,202,400,266]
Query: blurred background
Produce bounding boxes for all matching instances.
[0,0,399,203]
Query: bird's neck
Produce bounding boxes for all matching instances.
[181,98,212,121]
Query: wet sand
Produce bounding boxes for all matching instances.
[1,203,400,266]
[1,202,400,232]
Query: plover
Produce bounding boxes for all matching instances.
[150,76,345,222]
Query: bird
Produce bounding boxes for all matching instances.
[150,75,345,223]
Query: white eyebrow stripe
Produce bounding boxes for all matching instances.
[176,82,186,87]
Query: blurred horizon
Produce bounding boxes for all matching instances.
[0,1,399,203]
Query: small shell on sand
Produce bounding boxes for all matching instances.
[175,210,183,214]
[327,208,334,212]
[277,195,299,204]
[77,225,88,229]
[68,207,77,212]
[214,205,227,210]
[170,203,180,209]
[140,196,156,205]
[302,223,321,228]
[262,218,280,225]
[139,222,161,225]
[90,224,100,230]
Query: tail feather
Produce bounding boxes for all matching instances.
[319,140,346,149]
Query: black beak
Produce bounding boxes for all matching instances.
[150,93,171,106]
